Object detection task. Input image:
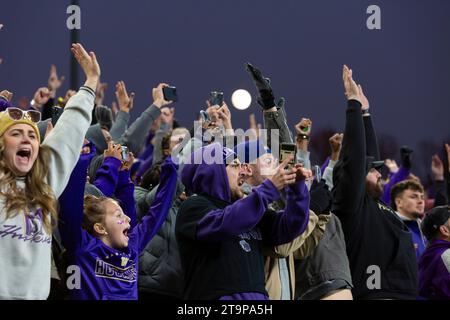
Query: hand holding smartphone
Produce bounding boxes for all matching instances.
[163,86,178,103]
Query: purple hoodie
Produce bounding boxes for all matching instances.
[176,143,310,300]
[59,155,178,300]
[419,239,450,299]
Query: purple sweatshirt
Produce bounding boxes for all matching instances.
[419,239,450,299]
[0,97,13,111]
[58,155,178,300]
[382,166,410,205]
[177,143,310,300]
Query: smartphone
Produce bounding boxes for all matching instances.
[121,146,129,162]
[51,106,64,126]
[209,91,224,107]
[163,86,178,102]
[280,143,297,168]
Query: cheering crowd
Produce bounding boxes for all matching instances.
[0,42,449,300]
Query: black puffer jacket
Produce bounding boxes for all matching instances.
[135,180,185,299]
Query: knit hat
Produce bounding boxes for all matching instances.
[0,109,40,141]
[95,105,113,131]
[234,140,271,164]
[86,124,108,155]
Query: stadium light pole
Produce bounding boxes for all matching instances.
[70,0,80,90]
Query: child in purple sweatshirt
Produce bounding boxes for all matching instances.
[58,152,177,300]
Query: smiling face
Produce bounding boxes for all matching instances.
[100,200,131,249]
[2,124,39,176]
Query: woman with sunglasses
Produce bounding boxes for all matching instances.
[0,43,100,300]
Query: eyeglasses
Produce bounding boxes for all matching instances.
[6,108,41,123]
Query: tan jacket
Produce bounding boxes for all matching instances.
[264,211,330,300]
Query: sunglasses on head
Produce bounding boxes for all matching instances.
[6,108,41,123]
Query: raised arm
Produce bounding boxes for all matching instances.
[259,166,312,246]
[332,66,367,218]
[0,90,13,111]
[92,142,122,197]
[58,151,91,252]
[432,154,449,206]
[115,153,137,228]
[43,43,100,198]
[359,85,380,160]
[245,62,294,149]
[323,133,344,190]
[117,83,172,155]
[194,157,300,242]
[110,81,133,141]
[130,156,178,253]
[295,118,312,169]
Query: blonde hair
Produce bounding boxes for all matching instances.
[83,195,117,235]
[0,137,58,234]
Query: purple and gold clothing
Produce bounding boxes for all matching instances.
[59,155,177,300]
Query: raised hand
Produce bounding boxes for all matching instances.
[294,163,313,181]
[295,118,312,136]
[400,146,413,169]
[104,141,122,161]
[431,154,444,181]
[217,103,233,130]
[245,62,275,110]
[48,65,65,98]
[152,83,172,108]
[248,114,261,140]
[120,152,135,171]
[61,89,76,106]
[329,133,344,161]
[95,82,107,106]
[70,43,101,91]
[384,159,399,174]
[268,156,298,190]
[358,84,370,111]
[32,87,51,109]
[81,139,91,155]
[0,90,13,102]
[343,65,362,104]
[115,81,135,113]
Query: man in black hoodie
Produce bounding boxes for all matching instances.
[331,65,418,299]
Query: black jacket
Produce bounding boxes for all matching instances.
[332,100,418,299]
[136,181,185,299]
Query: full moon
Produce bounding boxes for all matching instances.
[231,89,252,110]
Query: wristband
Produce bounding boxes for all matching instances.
[362,108,370,116]
[297,134,310,141]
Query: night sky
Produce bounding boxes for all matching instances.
[1,0,449,181]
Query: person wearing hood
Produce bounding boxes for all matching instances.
[234,139,331,300]
[419,205,450,299]
[332,66,418,299]
[175,143,311,300]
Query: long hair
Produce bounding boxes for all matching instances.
[82,195,117,235]
[0,137,58,234]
